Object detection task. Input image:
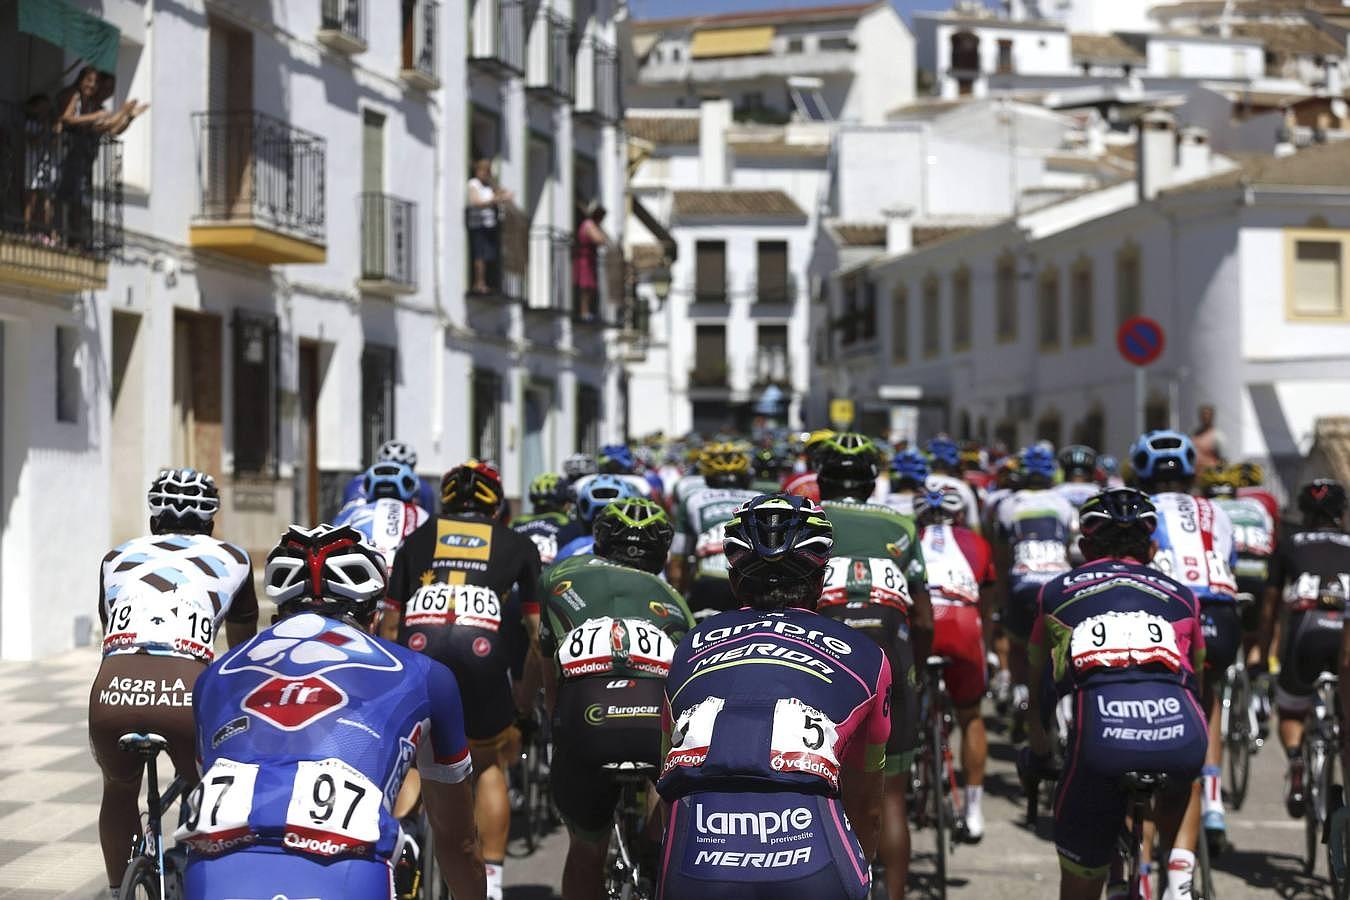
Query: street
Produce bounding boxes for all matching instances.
[0,645,1332,899]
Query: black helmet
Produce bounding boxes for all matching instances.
[441,460,504,515]
[1298,479,1347,525]
[814,433,880,501]
[592,498,674,574]
[1079,488,1158,556]
[264,524,387,625]
[1058,444,1098,480]
[723,493,834,608]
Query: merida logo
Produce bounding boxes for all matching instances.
[695,805,812,840]
[1097,695,1181,723]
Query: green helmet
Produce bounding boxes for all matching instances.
[528,472,568,511]
[814,432,881,501]
[592,498,674,574]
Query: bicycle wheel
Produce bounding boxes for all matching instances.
[1225,669,1252,810]
[928,705,948,900]
[419,817,445,900]
[119,854,159,900]
[1305,732,1325,877]
[1195,811,1217,900]
[1329,789,1350,900]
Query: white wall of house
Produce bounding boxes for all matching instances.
[1144,35,1264,79]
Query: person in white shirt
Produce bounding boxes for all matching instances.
[467,158,512,294]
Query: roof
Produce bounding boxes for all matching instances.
[1163,139,1350,194]
[914,11,1063,30]
[887,99,969,119]
[1307,416,1350,489]
[672,189,807,219]
[632,2,876,31]
[1230,22,1344,57]
[630,243,671,273]
[1151,0,1346,18]
[729,138,831,158]
[833,223,886,246]
[914,225,979,248]
[626,115,700,144]
[1071,32,1147,65]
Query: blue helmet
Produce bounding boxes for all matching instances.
[890,449,930,485]
[1020,445,1057,484]
[576,474,636,524]
[1129,430,1197,485]
[927,437,960,471]
[598,444,636,475]
[363,461,419,502]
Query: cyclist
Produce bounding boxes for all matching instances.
[556,474,638,563]
[563,452,599,486]
[1235,461,1281,525]
[512,472,585,568]
[883,448,930,516]
[657,494,891,900]
[927,436,980,534]
[333,462,429,566]
[1054,445,1101,510]
[180,524,483,900]
[993,445,1074,741]
[813,433,931,900]
[1263,479,1350,817]
[572,444,656,502]
[1200,465,1275,655]
[1025,490,1207,900]
[1098,454,1125,489]
[539,499,695,900]
[341,439,438,513]
[983,455,1022,535]
[384,460,540,900]
[914,486,997,842]
[1130,429,1237,860]
[780,429,834,502]
[92,468,259,895]
[751,445,787,493]
[669,443,760,619]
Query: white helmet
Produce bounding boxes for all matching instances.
[378,440,417,468]
[264,524,387,623]
[148,468,220,525]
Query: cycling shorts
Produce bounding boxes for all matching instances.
[88,653,202,784]
[412,624,516,740]
[551,676,663,841]
[184,843,394,900]
[1276,610,1344,714]
[1054,681,1207,877]
[931,605,986,708]
[818,603,916,774]
[1235,574,1265,632]
[1199,600,1241,678]
[468,724,521,768]
[686,576,736,621]
[1004,583,1043,644]
[658,790,869,900]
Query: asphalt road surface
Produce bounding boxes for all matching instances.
[504,710,1337,899]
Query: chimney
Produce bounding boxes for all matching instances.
[883,205,914,255]
[1136,109,1176,202]
[1176,126,1210,180]
[1275,107,1297,158]
[1085,110,1106,157]
[699,98,733,187]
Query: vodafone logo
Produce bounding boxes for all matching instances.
[472,636,491,658]
[409,633,427,652]
[242,675,347,731]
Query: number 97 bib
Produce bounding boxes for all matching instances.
[1070,611,1183,674]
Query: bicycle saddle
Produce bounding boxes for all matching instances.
[602,761,658,781]
[925,655,953,670]
[118,732,169,756]
[1119,771,1170,794]
[1315,672,1340,689]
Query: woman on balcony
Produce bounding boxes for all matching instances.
[573,201,607,320]
[467,158,512,294]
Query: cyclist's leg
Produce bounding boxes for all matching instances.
[880,630,917,900]
[934,605,989,837]
[1276,610,1341,815]
[470,725,520,900]
[1198,600,1241,844]
[1004,585,1040,738]
[184,844,394,899]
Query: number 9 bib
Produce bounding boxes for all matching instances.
[1069,611,1183,674]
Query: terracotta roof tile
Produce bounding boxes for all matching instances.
[1163,140,1350,194]
[913,226,978,248]
[729,139,830,158]
[626,116,700,145]
[633,2,876,31]
[1230,22,1344,57]
[672,190,807,219]
[1071,33,1147,65]
[833,223,886,246]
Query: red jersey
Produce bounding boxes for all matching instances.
[920,523,996,606]
[781,470,820,503]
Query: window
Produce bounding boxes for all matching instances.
[891,284,909,364]
[786,36,804,53]
[472,368,502,463]
[1116,242,1141,326]
[756,325,790,385]
[819,34,853,51]
[952,267,972,351]
[1070,257,1094,344]
[695,240,727,302]
[1233,48,1248,78]
[756,240,790,303]
[1288,234,1345,318]
[361,344,397,466]
[1036,409,1062,447]
[693,324,728,384]
[1166,45,1181,76]
[997,39,1014,74]
[232,310,279,476]
[950,31,980,71]
[56,326,80,423]
[839,274,858,345]
[1039,267,1061,351]
[860,279,878,342]
[576,384,601,454]
[922,275,940,358]
[996,253,1017,342]
[1074,406,1105,451]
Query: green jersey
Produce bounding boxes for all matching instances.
[750,478,782,494]
[821,500,927,610]
[539,554,694,681]
[673,485,760,580]
[1213,496,1275,587]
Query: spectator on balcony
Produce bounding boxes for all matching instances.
[55,68,146,248]
[23,94,59,243]
[573,201,607,320]
[467,158,513,294]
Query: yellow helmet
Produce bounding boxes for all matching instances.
[697,442,752,485]
[1234,461,1265,488]
[805,429,837,450]
[1197,465,1240,498]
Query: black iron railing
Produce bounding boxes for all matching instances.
[575,36,619,122]
[528,10,574,100]
[360,193,416,287]
[402,0,440,83]
[754,273,797,305]
[529,226,572,311]
[0,99,123,258]
[469,0,526,74]
[193,110,326,242]
[321,0,366,45]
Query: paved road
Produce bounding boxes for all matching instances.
[0,646,1333,898]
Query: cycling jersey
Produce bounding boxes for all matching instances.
[1268,528,1350,711]
[880,491,914,517]
[511,511,586,567]
[997,489,1075,641]
[929,473,981,532]
[1052,481,1100,510]
[1213,495,1275,604]
[341,472,438,515]
[674,485,760,581]
[99,532,259,664]
[1238,486,1280,525]
[556,535,595,564]
[388,513,540,740]
[181,613,470,884]
[781,471,820,503]
[921,523,995,707]
[333,498,429,569]
[1149,493,1237,604]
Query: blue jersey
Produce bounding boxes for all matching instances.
[342,472,438,515]
[180,613,471,862]
[556,535,595,563]
[332,497,428,569]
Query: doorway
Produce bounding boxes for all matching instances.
[172,311,223,477]
[110,311,145,544]
[295,342,322,526]
[522,381,552,498]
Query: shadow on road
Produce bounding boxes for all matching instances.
[1215,846,1331,900]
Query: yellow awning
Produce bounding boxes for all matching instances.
[689,26,774,59]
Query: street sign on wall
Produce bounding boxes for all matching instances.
[1116,316,1165,367]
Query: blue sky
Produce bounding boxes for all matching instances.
[627,0,953,23]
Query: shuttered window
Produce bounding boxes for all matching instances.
[695,241,726,302]
[472,368,502,463]
[756,240,789,303]
[361,344,396,466]
[232,310,279,476]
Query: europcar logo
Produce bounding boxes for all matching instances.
[553,580,573,596]
[649,601,670,618]
[440,534,487,549]
[585,704,606,725]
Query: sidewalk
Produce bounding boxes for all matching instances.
[0,646,108,898]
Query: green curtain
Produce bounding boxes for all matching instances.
[17,0,121,74]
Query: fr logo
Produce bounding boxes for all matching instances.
[242,675,348,730]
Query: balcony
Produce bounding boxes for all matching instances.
[528,226,571,312]
[467,201,528,302]
[586,242,626,325]
[190,111,326,264]
[469,0,526,76]
[527,10,573,101]
[400,0,441,90]
[318,0,367,55]
[574,35,620,124]
[751,273,797,315]
[689,364,731,398]
[0,101,123,292]
[358,193,416,295]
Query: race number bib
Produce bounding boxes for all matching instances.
[174,759,259,855]
[820,557,911,609]
[1287,572,1350,609]
[1231,524,1273,557]
[283,759,383,858]
[695,522,730,576]
[557,616,675,678]
[1012,540,1069,575]
[662,696,725,779]
[528,532,559,565]
[1069,611,1183,674]
[404,584,502,631]
[769,698,841,789]
[104,586,217,662]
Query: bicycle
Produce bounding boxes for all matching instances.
[603,761,658,900]
[116,732,187,900]
[1219,650,1261,811]
[1303,671,1342,878]
[909,656,964,900]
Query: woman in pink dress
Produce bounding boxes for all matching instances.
[572,203,607,320]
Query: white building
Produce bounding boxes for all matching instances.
[0,0,628,659]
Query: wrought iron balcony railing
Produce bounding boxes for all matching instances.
[319,0,367,53]
[574,35,620,122]
[359,193,416,290]
[469,0,526,75]
[401,0,440,89]
[527,10,574,100]
[529,226,572,311]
